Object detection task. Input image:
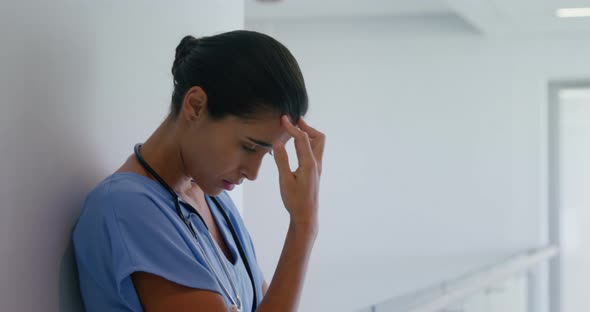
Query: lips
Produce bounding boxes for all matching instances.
[224,179,241,185]
[222,180,237,191]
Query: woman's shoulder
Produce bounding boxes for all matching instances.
[73,172,181,255]
[79,172,168,222]
[90,172,160,196]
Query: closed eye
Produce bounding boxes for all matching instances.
[247,137,273,155]
[242,145,257,153]
[242,144,273,156]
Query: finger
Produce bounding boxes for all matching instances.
[281,115,314,168]
[297,118,323,139]
[273,141,291,177]
[297,118,325,171]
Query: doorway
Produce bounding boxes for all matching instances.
[548,81,590,312]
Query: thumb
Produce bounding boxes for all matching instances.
[273,142,291,177]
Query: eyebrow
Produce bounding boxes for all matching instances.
[246,137,273,149]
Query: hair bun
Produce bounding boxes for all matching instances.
[175,35,197,60]
[172,35,198,77]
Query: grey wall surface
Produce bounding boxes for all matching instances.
[0,1,243,311]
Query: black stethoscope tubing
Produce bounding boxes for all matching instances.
[133,143,257,311]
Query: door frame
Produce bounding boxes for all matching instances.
[547,80,590,312]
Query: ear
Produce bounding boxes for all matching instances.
[181,86,208,121]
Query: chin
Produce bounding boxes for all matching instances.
[209,188,226,196]
[201,184,225,197]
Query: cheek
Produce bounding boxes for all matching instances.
[205,143,243,173]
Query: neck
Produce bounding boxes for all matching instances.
[138,116,201,197]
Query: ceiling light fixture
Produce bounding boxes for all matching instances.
[556,7,590,18]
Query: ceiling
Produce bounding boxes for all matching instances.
[246,0,590,35]
[245,0,452,20]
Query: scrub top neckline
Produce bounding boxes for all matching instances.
[110,171,241,267]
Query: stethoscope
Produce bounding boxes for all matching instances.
[134,143,257,312]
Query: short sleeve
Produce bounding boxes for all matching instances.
[102,189,222,297]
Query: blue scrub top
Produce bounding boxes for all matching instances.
[73,172,264,312]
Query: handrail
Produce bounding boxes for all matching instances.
[363,246,559,312]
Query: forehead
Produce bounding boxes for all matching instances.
[227,114,290,143]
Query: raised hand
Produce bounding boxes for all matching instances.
[273,115,325,227]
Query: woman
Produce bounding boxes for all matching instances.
[73,30,324,312]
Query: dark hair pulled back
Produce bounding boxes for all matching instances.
[170,30,308,122]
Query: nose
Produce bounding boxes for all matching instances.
[240,155,264,181]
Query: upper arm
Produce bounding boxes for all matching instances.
[132,271,227,312]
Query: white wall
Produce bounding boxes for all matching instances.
[244,15,590,312]
[0,1,243,311]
